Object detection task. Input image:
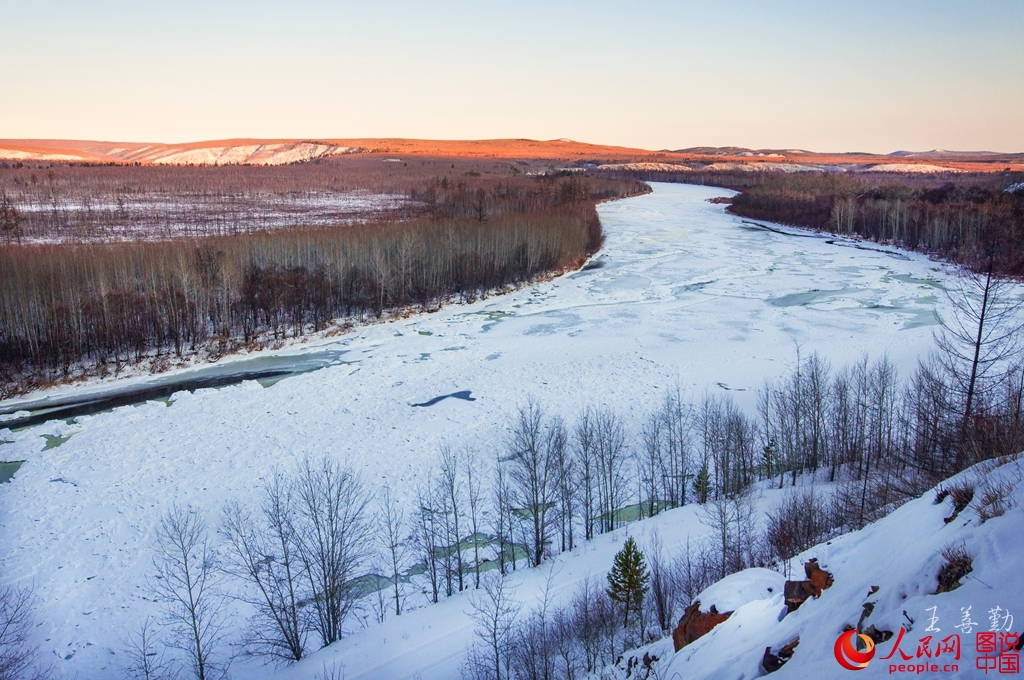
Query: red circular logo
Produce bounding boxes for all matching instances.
[835,630,876,671]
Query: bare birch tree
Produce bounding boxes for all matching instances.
[573,409,598,541]
[593,409,627,534]
[467,574,520,680]
[123,617,173,680]
[220,471,306,664]
[638,411,663,520]
[0,584,46,680]
[415,481,441,603]
[438,444,465,592]
[153,504,230,680]
[463,451,485,588]
[506,402,557,566]
[550,416,577,554]
[660,388,693,508]
[292,456,371,648]
[491,459,514,576]
[377,483,408,614]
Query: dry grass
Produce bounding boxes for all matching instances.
[976,480,1014,522]
[943,483,976,524]
[935,543,973,593]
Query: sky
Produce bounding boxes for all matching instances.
[2,0,1022,153]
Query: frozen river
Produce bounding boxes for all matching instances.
[0,182,963,678]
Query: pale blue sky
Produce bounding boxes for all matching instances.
[2,1,1022,152]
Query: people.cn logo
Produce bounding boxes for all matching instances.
[835,630,877,670]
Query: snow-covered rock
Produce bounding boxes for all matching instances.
[695,568,786,614]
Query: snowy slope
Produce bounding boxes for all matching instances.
[147,142,355,166]
[0,141,357,165]
[699,162,840,173]
[864,163,965,174]
[598,163,694,171]
[0,148,84,161]
[270,502,722,680]
[265,458,1023,680]
[647,457,1024,680]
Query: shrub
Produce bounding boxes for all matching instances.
[943,483,975,524]
[935,543,973,594]
[976,480,1013,523]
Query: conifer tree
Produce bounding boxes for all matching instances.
[693,465,711,504]
[606,537,650,629]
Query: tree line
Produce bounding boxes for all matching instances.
[0,174,647,397]
[594,167,1024,276]
[0,160,645,243]
[459,377,1022,679]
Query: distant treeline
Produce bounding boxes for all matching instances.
[0,173,648,395]
[0,159,646,242]
[595,168,1024,276]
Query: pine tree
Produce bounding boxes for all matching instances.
[693,464,711,504]
[759,440,777,479]
[607,537,650,629]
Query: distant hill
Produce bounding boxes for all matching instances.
[0,138,668,165]
[888,149,1005,159]
[1,138,1021,171]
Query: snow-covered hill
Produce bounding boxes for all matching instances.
[306,456,1022,680]
[144,142,357,166]
[864,163,966,174]
[637,456,1023,680]
[261,477,796,680]
[0,140,360,165]
[258,457,1022,680]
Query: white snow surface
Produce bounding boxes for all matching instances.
[648,457,1024,680]
[149,142,355,166]
[699,162,840,173]
[0,149,84,162]
[692,567,784,614]
[0,183,1007,679]
[7,191,411,244]
[865,163,965,174]
[598,162,694,172]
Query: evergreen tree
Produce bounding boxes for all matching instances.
[693,464,711,504]
[606,537,650,629]
[759,440,778,479]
